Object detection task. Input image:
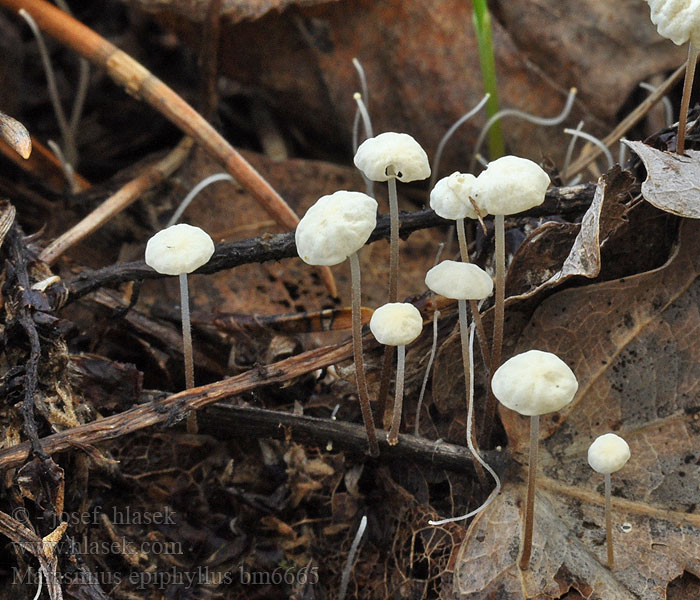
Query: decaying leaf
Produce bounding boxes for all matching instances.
[450,219,700,599]
[0,109,30,159]
[624,140,700,219]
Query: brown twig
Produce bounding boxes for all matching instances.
[64,209,447,304]
[6,224,49,461]
[0,331,501,475]
[39,137,194,265]
[0,135,90,192]
[564,62,686,179]
[0,0,336,295]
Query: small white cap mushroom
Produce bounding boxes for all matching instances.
[472,155,550,216]
[295,191,377,266]
[588,433,631,474]
[430,172,481,220]
[425,261,493,300]
[646,0,700,46]
[369,302,423,346]
[145,223,215,276]
[492,349,578,416]
[354,132,431,183]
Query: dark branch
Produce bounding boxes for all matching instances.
[63,183,595,304]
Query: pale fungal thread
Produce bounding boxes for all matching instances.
[428,324,501,526]
[338,515,368,600]
[471,87,577,169]
[168,173,235,227]
[430,93,490,190]
[563,127,614,170]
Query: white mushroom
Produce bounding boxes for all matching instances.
[430,173,492,376]
[145,223,215,432]
[296,191,380,456]
[430,172,480,222]
[354,132,431,183]
[353,131,430,434]
[472,156,550,439]
[587,433,631,570]
[491,349,578,570]
[425,262,499,525]
[644,0,700,154]
[369,303,423,445]
[353,132,430,303]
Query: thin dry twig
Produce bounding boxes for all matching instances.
[564,61,686,178]
[63,183,595,305]
[0,0,336,295]
[39,137,194,265]
[0,333,499,475]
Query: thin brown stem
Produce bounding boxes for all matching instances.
[40,138,193,265]
[492,215,505,367]
[519,414,539,570]
[179,273,197,434]
[388,176,399,302]
[605,472,614,569]
[0,0,337,296]
[350,252,379,456]
[376,176,400,425]
[456,217,491,371]
[677,43,698,155]
[387,345,405,445]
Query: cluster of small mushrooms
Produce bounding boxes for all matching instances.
[137,0,700,572]
[294,133,632,570]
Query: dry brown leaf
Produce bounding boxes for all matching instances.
[0,110,30,159]
[624,140,700,219]
[127,0,333,22]
[433,169,634,435]
[449,219,700,599]
[498,1,686,121]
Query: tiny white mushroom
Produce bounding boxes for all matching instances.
[145,224,215,432]
[354,131,430,431]
[354,132,431,183]
[588,433,631,570]
[369,302,423,445]
[353,132,430,302]
[296,191,380,456]
[491,349,578,570]
[472,156,550,434]
[645,0,700,153]
[425,262,500,525]
[430,173,492,372]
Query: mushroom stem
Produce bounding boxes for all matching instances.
[179,273,198,433]
[605,472,614,569]
[349,252,379,457]
[376,175,400,428]
[387,344,406,446]
[387,176,399,303]
[677,42,698,155]
[491,214,506,379]
[456,217,491,371]
[520,413,539,570]
[458,299,487,484]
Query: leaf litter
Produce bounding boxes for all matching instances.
[451,218,700,599]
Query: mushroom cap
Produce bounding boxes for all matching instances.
[492,349,578,416]
[353,132,431,183]
[472,155,550,216]
[425,261,493,300]
[369,302,423,346]
[145,223,215,276]
[295,191,377,266]
[588,433,631,474]
[646,0,700,46]
[430,172,481,220]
